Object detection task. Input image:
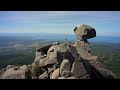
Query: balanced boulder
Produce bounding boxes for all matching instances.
[74,24,96,40]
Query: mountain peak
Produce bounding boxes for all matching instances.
[0,24,117,79]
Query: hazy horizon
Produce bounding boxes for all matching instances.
[0,32,119,37]
[0,11,120,36]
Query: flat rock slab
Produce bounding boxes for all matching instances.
[71,58,87,78]
[0,65,29,79]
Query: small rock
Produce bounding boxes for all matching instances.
[53,42,60,45]
[32,76,37,79]
[39,71,48,79]
[13,66,20,70]
[36,44,52,53]
[65,76,76,79]
[6,65,15,70]
[20,65,28,70]
[79,74,90,79]
[39,58,48,67]
[47,64,56,73]
[61,70,72,78]
[35,52,44,59]
[58,77,65,79]
[51,68,60,79]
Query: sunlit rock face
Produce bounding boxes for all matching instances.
[74,24,96,41]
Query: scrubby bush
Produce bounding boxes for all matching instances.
[32,65,44,78]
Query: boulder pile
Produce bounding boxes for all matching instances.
[0,24,117,79]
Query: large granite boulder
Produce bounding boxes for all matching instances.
[46,45,61,66]
[34,44,53,66]
[46,43,75,67]
[56,43,75,66]
[0,65,30,79]
[71,57,88,78]
[73,40,92,59]
[74,24,96,40]
[60,59,71,76]
[97,67,117,79]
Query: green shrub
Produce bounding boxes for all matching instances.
[32,66,44,78]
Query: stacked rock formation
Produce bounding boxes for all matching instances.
[0,24,117,79]
[31,24,117,79]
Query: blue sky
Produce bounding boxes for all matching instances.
[0,11,120,36]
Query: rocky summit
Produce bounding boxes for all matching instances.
[0,24,117,79]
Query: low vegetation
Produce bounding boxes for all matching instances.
[0,39,120,78]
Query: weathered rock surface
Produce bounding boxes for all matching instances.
[39,71,48,79]
[65,76,76,79]
[34,44,53,66]
[71,58,88,78]
[58,77,65,79]
[51,68,60,79]
[20,65,28,70]
[97,68,117,79]
[61,70,72,78]
[60,59,71,76]
[0,68,5,76]
[73,40,92,59]
[0,65,30,79]
[6,65,15,70]
[39,58,48,67]
[79,74,90,79]
[74,24,96,40]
